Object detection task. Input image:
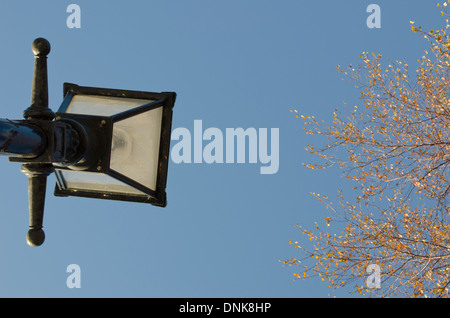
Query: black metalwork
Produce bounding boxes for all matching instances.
[24,38,54,121]
[54,83,176,207]
[20,38,54,246]
[6,39,85,246]
[0,118,46,158]
[0,38,176,246]
[21,164,54,246]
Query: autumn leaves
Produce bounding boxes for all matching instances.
[286,3,450,297]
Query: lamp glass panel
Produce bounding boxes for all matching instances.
[65,95,155,116]
[110,107,163,191]
[58,170,146,195]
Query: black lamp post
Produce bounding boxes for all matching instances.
[0,38,176,246]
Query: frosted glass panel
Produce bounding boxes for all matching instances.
[66,95,155,116]
[110,107,163,191]
[59,170,146,195]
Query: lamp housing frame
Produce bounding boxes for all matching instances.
[53,83,176,207]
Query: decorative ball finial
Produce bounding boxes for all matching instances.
[32,38,51,56]
[26,228,45,247]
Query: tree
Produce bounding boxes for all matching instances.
[285,3,450,297]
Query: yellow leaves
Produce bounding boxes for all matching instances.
[410,20,422,34]
[288,3,450,297]
[282,258,299,267]
[290,109,299,119]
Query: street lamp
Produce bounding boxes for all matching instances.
[0,38,176,246]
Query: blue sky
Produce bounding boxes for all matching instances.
[0,1,441,297]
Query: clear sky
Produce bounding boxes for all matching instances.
[0,1,441,297]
